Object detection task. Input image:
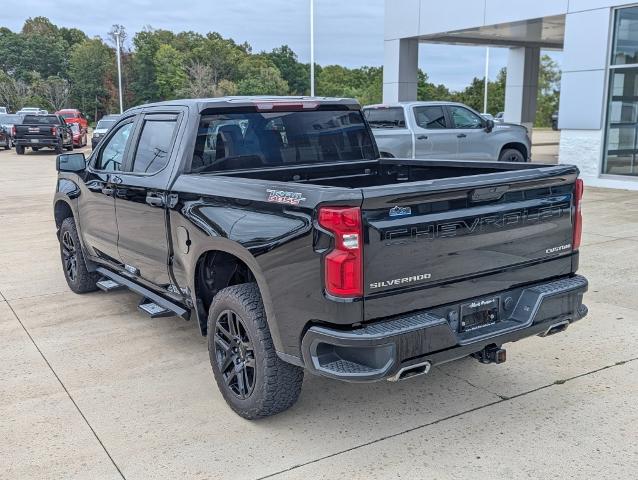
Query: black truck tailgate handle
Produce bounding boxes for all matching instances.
[470,185,509,202]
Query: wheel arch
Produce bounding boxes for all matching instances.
[54,199,74,230]
[189,245,280,349]
[500,142,528,161]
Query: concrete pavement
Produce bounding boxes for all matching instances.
[1,146,636,480]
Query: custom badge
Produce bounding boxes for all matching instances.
[389,206,412,217]
[266,189,306,206]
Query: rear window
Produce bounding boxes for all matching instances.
[191,110,376,172]
[363,107,406,128]
[59,112,77,119]
[96,119,116,129]
[23,115,59,125]
[0,114,23,124]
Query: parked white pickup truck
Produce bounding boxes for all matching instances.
[363,102,531,162]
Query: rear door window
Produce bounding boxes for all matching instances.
[363,108,406,128]
[413,106,448,129]
[131,116,178,174]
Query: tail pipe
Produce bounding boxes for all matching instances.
[388,361,432,382]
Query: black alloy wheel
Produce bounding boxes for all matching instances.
[213,309,256,399]
[61,229,78,283]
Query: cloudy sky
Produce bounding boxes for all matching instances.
[4,0,561,91]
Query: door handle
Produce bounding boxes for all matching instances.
[457,133,467,138]
[101,187,114,196]
[146,192,165,207]
[111,175,123,184]
[86,182,104,192]
[417,135,428,140]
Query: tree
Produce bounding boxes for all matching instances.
[0,72,32,111]
[154,44,186,99]
[69,39,113,119]
[36,76,71,111]
[178,62,237,98]
[130,28,174,103]
[236,57,288,96]
[59,27,87,49]
[536,55,561,127]
[264,45,309,95]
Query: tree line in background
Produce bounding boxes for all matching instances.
[0,16,561,127]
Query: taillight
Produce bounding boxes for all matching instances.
[11,125,16,137]
[318,206,363,297]
[51,126,58,136]
[573,179,584,251]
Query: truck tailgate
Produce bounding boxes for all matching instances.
[361,166,578,320]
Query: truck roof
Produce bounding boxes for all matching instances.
[364,101,469,109]
[127,96,361,113]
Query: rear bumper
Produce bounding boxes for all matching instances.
[15,138,59,147]
[301,275,588,382]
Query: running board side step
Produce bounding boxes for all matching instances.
[96,267,190,320]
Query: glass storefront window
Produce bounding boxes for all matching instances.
[604,7,638,177]
[612,7,638,65]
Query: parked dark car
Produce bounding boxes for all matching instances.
[0,113,24,147]
[53,96,588,419]
[14,114,73,154]
[0,126,10,150]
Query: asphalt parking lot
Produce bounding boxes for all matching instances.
[1,144,637,480]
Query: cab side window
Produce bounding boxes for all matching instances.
[131,117,177,174]
[449,106,484,129]
[94,122,134,172]
[414,106,448,129]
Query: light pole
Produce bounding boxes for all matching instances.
[310,0,315,97]
[483,47,490,114]
[114,28,124,114]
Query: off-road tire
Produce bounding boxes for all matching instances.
[59,217,99,293]
[499,148,526,162]
[65,141,73,151]
[15,145,24,155]
[208,283,304,419]
[55,141,64,154]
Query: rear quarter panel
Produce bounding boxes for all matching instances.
[168,174,364,358]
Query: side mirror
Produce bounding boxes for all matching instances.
[57,152,86,173]
[485,119,495,133]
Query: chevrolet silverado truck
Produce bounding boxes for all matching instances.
[363,102,531,162]
[15,114,73,154]
[53,96,588,419]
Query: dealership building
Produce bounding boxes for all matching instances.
[384,0,638,190]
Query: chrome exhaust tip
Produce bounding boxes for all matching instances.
[539,320,570,338]
[387,361,432,382]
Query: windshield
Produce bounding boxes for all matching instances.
[96,119,116,130]
[0,114,23,124]
[363,107,406,129]
[192,109,376,172]
[23,115,59,125]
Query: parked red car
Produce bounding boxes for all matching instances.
[55,109,88,147]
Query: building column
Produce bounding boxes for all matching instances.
[504,46,540,132]
[383,38,418,103]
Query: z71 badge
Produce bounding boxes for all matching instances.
[266,189,306,206]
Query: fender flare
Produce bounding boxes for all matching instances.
[186,238,284,352]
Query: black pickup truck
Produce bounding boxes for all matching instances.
[15,114,74,154]
[53,97,588,419]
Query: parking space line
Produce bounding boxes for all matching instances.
[258,355,638,480]
[5,300,127,480]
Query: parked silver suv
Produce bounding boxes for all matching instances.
[363,102,531,162]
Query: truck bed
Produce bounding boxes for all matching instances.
[214,158,551,188]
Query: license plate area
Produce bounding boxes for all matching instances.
[460,297,500,333]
